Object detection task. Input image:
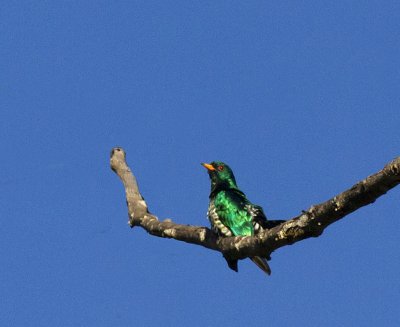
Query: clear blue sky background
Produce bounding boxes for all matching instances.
[1,1,399,326]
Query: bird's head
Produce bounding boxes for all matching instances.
[201,161,238,192]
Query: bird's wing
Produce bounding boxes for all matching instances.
[245,204,268,232]
[213,191,254,237]
[207,201,233,237]
[246,203,285,231]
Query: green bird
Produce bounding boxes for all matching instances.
[202,161,283,275]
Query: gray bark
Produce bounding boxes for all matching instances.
[110,147,400,272]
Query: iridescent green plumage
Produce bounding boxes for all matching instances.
[202,161,283,275]
[213,190,254,236]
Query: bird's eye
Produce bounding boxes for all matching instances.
[217,165,224,171]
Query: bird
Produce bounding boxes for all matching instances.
[201,161,283,275]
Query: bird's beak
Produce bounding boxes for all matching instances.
[201,163,215,171]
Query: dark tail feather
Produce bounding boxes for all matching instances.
[224,256,238,272]
[250,256,271,275]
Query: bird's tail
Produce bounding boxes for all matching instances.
[250,256,271,275]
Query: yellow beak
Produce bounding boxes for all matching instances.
[201,163,215,171]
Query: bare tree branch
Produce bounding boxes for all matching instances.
[110,147,400,271]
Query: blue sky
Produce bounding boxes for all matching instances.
[1,1,399,326]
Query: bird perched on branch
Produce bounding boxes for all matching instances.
[202,161,283,275]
